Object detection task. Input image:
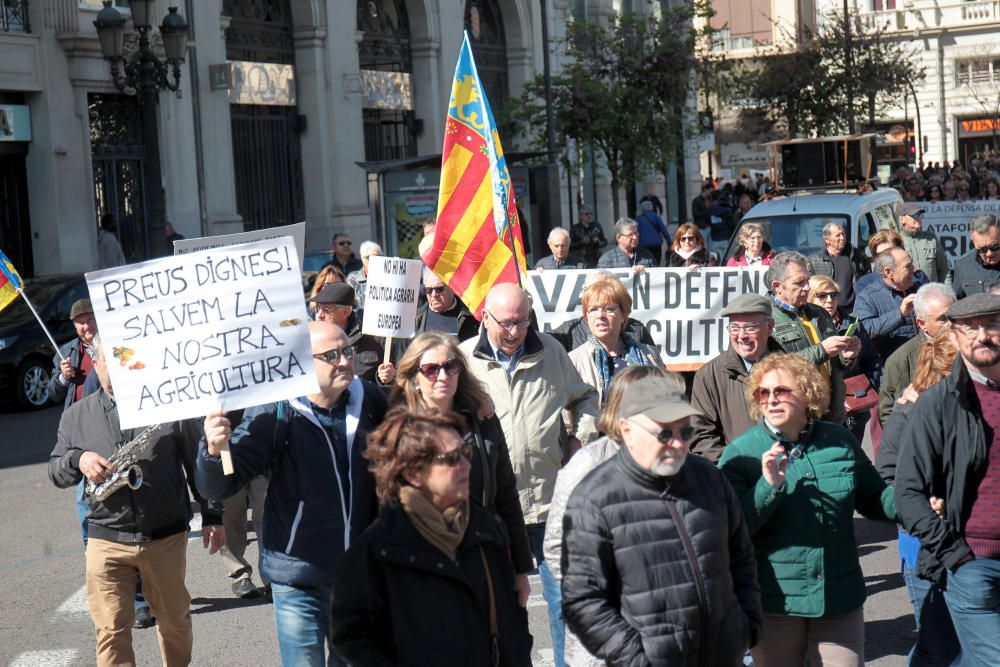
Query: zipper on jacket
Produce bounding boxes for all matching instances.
[285,500,304,553]
[665,494,710,664]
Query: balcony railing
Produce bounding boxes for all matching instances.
[2,0,30,32]
[861,0,1000,34]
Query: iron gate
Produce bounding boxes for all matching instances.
[0,151,32,276]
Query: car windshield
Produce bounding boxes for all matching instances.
[302,252,332,273]
[0,281,70,328]
[730,214,851,260]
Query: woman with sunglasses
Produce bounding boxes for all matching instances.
[389,332,533,606]
[569,279,663,407]
[666,223,718,269]
[719,353,896,666]
[330,408,532,665]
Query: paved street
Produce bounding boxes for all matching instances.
[1,405,912,666]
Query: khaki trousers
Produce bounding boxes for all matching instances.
[219,475,268,584]
[751,607,864,667]
[85,532,192,667]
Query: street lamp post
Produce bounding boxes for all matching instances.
[94,1,188,259]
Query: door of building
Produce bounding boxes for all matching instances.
[0,148,32,276]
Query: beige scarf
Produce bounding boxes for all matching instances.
[399,486,469,561]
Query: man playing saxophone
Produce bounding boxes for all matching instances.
[47,333,225,667]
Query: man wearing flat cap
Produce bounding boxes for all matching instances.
[308,283,395,385]
[561,375,762,666]
[49,298,99,410]
[897,201,950,283]
[690,293,780,462]
[895,292,1000,663]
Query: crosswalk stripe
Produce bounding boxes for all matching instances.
[9,649,78,667]
[53,585,88,621]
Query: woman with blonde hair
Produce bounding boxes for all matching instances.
[544,365,684,667]
[569,278,663,405]
[727,223,775,266]
[719,353,896,666]
[665,223,717,269]
[389,332,532,603]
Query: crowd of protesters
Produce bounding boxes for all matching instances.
[44,194,1000,667]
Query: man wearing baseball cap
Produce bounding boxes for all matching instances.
[691,293,780,462]
[898,201,950,283]
[896,293,1000,663]
[562,375,761,666]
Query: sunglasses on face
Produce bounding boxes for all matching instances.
[680,236,696,242]
[754,385,796,403]
[418,358,462,380]
[337,241,352,246]
[629,419,694,443]
[815,292,840,301]
[428,443,473,467]
[313,347,355,364]
[425,285,448,295]
[976,243,1000,256]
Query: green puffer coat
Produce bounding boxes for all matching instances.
[718,421,896,618]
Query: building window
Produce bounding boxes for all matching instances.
[956,59,1000,85]
[2,0,30,33]
[871,1,896,10]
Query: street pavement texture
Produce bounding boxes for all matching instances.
[1,405,912,666]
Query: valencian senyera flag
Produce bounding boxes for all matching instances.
[0,250,23,314]
[421,32,528,320]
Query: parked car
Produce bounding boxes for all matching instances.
[723,188,902,263]
[0,274,89,409]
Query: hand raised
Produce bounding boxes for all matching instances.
[761,441,787,489]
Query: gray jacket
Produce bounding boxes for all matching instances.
[952,249,1000,299]
[901,229,950,284]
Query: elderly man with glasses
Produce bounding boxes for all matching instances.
[953,214,1000,299]
[410,267,478,341]
[460,283,599,667]
[198,321,388,666]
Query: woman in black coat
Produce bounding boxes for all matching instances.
[665,223,718,268]
[330,409,532,666]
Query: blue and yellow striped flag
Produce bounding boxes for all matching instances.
[0,250,23,314]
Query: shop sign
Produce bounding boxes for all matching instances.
[229,61,296,106]
[360,70,414,111]
[0,105,31,142]
[958,117,1000,138]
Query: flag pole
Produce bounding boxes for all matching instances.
[16,287,66,363]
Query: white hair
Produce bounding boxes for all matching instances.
[359,241,383,259]
[914,282,956,320]
[547,227,570,243]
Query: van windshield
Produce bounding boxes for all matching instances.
[730,214,852,260]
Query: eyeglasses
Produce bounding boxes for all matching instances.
[425,285,448,295]
[814,292,840,301]
[418,359,463,380]
[315,304,349,314]
[336,241,352,246]
[628,419,694,443]
[486,311,531,331]
[953,321,1000,337]
[754,385,797,403]
[727,323,763,335]
[618,232,637,239]
[679,235,697,242]
[428,443,473,467]
[976,243,1000,256]
[587,305,621,317]
[313,347,355,364]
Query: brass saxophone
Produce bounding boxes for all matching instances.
[85,423,166,502]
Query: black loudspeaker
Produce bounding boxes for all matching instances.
[781,138,874,188]
[781,142,826,187]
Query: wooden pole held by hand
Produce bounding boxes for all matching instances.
[384,337,392,366]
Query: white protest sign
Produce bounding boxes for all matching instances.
[917,200,1000,266]
[362,256,423,338]
[86,236,319,429]
[173,221,307,268]
[525,266,768,366]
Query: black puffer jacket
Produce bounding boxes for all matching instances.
[330,502,533,666]
[561,446,761,667]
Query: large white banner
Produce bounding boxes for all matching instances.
[86,236,319,429]
[173,221,307,268]
[525,266,768,365]
[917,200,1000,266]
[361,256,423,338]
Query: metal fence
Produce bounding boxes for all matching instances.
[1,0,30,33]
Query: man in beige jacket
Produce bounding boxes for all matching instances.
[460,283,599,667]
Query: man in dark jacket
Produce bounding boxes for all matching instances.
[561,375,761,667]
[952,214,1000,298]
[49,298,99,410]
[48,334,225,666]
[691,184,712,234]
[414,268,479,340]
[690,294,779,462]
[569,205,607,267]
[896,293,1000,665]
[809,222,866,313]
[198,321,388,666]
[322,233,363,276]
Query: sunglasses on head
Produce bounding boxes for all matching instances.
[313,346,355,364]
[428,443,473,467]
[418,358,462,380]
[425,285,448,295]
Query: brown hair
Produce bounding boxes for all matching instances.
[868,229,903,258]
[309,265,346,311]
[912,331,959,393]
[671,223,705,251]
[389,332,490,414]
[365,407,467,503]
[581,278,633,319]
[746,353,830,421]
[599,366,682,439]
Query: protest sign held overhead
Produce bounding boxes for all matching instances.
[173,221,307,267]
[526,266,768,365]
[86,236,318,429]
[361,256,423,338]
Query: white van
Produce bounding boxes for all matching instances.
[723,188,903,262]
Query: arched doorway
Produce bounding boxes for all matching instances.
[465,0,509,112]
[223,0,305,230]
[357,0,418,162]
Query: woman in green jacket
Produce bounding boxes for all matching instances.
[718,353,896,667]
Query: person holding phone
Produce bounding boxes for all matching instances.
[719,353,896,666]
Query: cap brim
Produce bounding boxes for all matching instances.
[639,402,703,424]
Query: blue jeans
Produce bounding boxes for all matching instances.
[943,556,1000,666]
[272,582,345,667]
[527,523,565,667]
[901,558,960,666]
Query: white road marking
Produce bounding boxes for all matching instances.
[188,513,203,541]
[9,649,78,666]
[533,648,555,667]
[53,585,89,620]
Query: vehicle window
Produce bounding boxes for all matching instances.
[733,214,851,259]
[302,253,333,273]
[872,204,897,232]
[0,280,75,328]
[860,213,877,252]
[50,280,90,320]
